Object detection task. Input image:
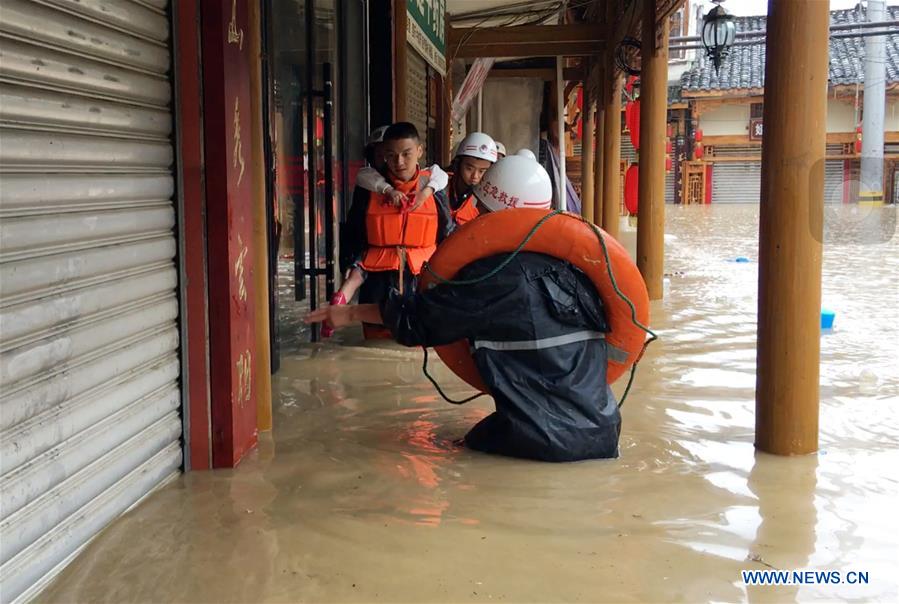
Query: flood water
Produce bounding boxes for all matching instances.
[38,205,898,603]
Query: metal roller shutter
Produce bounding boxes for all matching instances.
[0,0,182,600]
[712,162,762,203]
[824,144,845,204]
[406,46,428,154]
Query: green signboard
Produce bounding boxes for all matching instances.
[406,0,446,75]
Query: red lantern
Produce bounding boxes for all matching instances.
[624,163,639,214]
[666,139,673,154]
[626,100,641,150]
[666,123,674,138]
[625,76,639,94]
[665,155,673,172]
[855,125,862,153]
[694,128,703,143]
[694,142,704,159]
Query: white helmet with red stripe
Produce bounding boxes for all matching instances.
[454,132,498,163]
[473,153,552,212]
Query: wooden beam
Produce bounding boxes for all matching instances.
[449,24,605,58]
[684,88,766,99]
[486,67,584,81]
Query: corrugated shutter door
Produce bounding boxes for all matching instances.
[824,145,845,204]
[406,46,428,154]
[0,1,182,600]
[712,162,761,203]
[665,170,675,204]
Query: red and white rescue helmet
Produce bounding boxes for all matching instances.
[473,153,552,212]
[454,132,498,163]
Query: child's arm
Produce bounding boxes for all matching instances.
[356,166,393,194]
[426,164,449,192]
[357,166,404,206]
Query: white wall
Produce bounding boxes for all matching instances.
[699,103,750,136]
[886,98,899,132]
[482,78,543,156]
[697,97,897,136]
[826,98,857,132]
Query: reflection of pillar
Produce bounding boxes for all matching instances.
[756,0,827,455]
[747,453,819,604]
[636,0,668,300]
[602,76,622,239]
[248,0,272,431]
[860,0,886,205]
[581,68,596,222]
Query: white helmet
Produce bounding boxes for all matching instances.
[516,148,537,161]
[495,141,507,157]
[473,154,552,212]
[454,132,498,163]
[367,125,389,146]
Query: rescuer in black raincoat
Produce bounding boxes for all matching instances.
[306,152,620,462]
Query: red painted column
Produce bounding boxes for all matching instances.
[200,0,258,467]
[175,0,212,470]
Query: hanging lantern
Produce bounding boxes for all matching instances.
[666,155,673,173]
[626,100,641,150]
[694,128,703,143]
[855,125,863,153]
[701,0,737,75]
[694,142,705,159]
[624,163,639,214]
[666,139,673,154]
[625,75,639,95]
[667,123,674,138]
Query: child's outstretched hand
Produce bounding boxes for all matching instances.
[386,189,405,207]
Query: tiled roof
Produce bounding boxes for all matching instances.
[680,4,899,93]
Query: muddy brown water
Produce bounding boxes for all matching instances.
[37,205,898,603]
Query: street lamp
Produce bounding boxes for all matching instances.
[701,0,736,74]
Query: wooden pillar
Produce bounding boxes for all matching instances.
[200,0,259,467]
[756,0,829,456]
[581,69,596,221]
[593,100,605,227]
[636,0,668,300]
[602,75,622,239]
[248,0,273,432]
[393,0,408,121]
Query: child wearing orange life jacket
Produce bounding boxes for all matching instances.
[328,126,449,338]
[446,132,498,227]
[324,122,452,337]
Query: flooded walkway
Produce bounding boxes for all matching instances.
[38,205,898,603]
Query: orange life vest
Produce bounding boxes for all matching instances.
[360,168,439,275]
[452,195,481,225]
[447,172,481,225]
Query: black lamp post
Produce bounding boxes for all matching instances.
[701,0,737,74]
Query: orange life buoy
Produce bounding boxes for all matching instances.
[418,209,650,392]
